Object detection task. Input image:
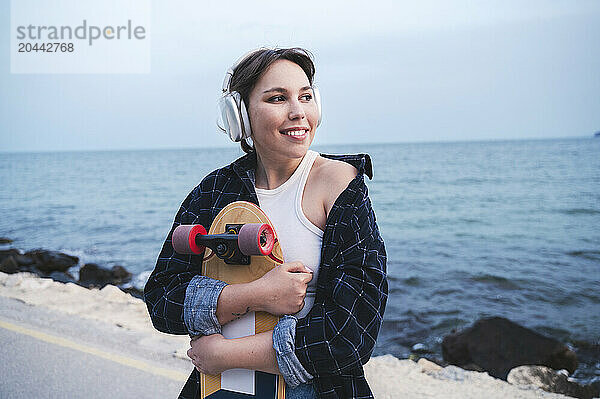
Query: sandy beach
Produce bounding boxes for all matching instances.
[0,271,577,398]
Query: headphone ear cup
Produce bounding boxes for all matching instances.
[217,97,230,134]
[238,96,252,140]
[313,86,322,127]
[218,93,244,142]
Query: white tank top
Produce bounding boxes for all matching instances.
[255,150,323,319]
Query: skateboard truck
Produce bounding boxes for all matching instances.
[172,223,275,265]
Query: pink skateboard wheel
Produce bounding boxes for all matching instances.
[172,224,207,255]
[238,223,274,256]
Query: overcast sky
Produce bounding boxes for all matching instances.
[1,0,599,152]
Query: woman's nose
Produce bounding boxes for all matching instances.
[288,99,306,120]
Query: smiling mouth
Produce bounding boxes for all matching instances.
[280,128,309,137]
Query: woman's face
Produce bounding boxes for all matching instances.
[247,59,319,163]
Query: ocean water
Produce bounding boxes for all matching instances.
[1,138,599,384]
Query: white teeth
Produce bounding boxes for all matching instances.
[282,129,307,136]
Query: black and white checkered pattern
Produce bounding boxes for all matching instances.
[144,151,388,399]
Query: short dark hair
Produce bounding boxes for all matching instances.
[228,47,316,153]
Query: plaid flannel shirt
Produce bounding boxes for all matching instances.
[144,151,388,399]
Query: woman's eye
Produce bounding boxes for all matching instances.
[268,95,285,102]
[301,93,313,101]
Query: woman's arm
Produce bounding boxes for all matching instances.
[188,332,279,375]
[186,264,314,377]
[187,316,312,386]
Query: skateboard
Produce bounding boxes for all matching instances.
[172,201,286,399]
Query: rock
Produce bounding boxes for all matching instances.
[48,271,76,284]
[25,249,79,273]
[120,286,144,299]
[431,365,471,382]
[442,316,577,380]
[460,363,486,372]
[18,265,44,276]
[0,249,21,263]
[15,254,35,266]
[110,265,132,284]
[0,250,37,273]
[78,263,110,287]
[412,343,431,354]
[99,284,130,302]
[0,256,19,274]
[418,358,442,373]
[0,237,13,244]
[79,263,132,288]
[508,365,599,399]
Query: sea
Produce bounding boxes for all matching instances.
[1,137,599,385]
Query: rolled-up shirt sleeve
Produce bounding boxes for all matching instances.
[184,275,228,337]
[273,315,314,387]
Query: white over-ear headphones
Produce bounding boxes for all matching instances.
[217,48,322,142]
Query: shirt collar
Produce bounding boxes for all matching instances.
[320,153,374,179]
[230,150,374,183]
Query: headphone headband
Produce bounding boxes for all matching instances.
[222,48,268,93]
[222,68,233,93]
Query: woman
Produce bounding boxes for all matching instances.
[144,47,387,399]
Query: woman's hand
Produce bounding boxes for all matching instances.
[187,334,230,375]
[252,261,313,315]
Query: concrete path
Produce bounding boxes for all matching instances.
[0,296,193,399]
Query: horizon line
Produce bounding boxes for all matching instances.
[0,135,594,155]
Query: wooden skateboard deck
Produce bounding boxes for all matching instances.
[175,201,286,399]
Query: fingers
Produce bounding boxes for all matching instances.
[300,272,313,284]
[188,347,204,373]
[283,261,313,274]
[284,262,313,287]
[284,262,313,285]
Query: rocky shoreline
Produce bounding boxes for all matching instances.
[0,241,597,398]
[0,242,144,298]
